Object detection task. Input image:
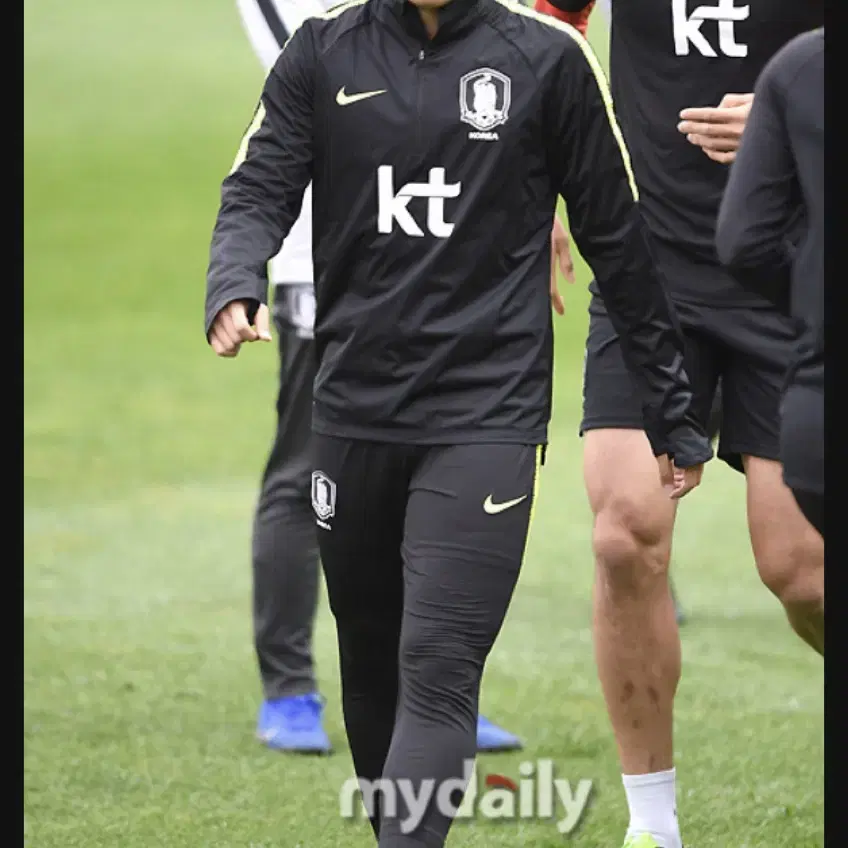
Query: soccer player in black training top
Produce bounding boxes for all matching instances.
[717,29,824,540]
[536,2,823,847]
[237,0,521,756]
[204,0,713,843]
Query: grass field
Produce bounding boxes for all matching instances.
[23,2,822,846]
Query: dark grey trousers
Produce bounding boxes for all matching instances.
[253,284,320,700]
[314,438,539,846]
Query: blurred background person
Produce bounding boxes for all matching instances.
[236,0,522,754]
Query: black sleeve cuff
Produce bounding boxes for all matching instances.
[647,424,714,468]
[204,290,265,340]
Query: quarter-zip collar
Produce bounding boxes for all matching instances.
[376,0,484,46]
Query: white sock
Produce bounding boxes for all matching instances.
[622,768,681,848]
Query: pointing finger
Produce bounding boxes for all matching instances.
[679,120,741,139]
[678,106,736,124]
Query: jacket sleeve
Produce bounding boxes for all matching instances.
[545,37,711,467]
[534,0,594,35]
[205,23,315,338]
[715,62,799,311]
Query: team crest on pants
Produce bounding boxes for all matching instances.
[312,471,336,529]
[459,68,511,141]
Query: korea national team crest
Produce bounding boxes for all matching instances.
[312,471,336,529]
[459,68,511,141]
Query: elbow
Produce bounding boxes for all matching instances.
[715,202,785,277]
[715,225,792,311]
[714,216,745,272]
[716,243,751,279]
[715,217,763,278]
[716,233,778,280]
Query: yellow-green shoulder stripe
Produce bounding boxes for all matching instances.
[231,103,267,174]
[495,0,639,201]
[527,444,544,530]
[230,0,369,174]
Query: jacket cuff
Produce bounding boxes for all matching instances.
[204,289,265,340]
[646,422,713,468]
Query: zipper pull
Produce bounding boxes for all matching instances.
[418,49,425,60]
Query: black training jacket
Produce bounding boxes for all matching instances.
[206,0,712,465]
[717,29,824,392]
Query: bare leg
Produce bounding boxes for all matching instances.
[584,429,683,847]
[744,456,824,655]
[585,429,680,773]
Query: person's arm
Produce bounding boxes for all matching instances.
[205,23,316,346]
[534,0,595,36]
[546,36,711,474]
[715,62,799,308]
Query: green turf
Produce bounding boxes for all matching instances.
[24,2,822,846]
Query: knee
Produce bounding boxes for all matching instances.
[398,627,478,723]
[755,536,824,613]
[592,495,672,590]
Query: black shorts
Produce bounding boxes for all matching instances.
[311,437,542,625]
[581,293,798,473]
[790,489,824,539]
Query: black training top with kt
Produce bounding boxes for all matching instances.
[207,0,711,465]
[548,0,823,305]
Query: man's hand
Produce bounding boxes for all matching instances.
[208,300,272,358]
[677,93,754,165]
[656,455,704,500]
[550,214,575,315]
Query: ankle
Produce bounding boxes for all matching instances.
[622,768,681,847]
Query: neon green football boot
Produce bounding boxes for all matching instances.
[622,836,663,848]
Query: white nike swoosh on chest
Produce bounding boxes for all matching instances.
[336,87,387,106]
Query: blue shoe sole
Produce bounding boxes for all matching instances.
[476,736,523,753]
[257,732,333,755]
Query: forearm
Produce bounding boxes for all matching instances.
[715,68,796,309]
[547,40,709,465]
[590,213,711,466]
[205,178,293,336]
[205,32,315,338]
